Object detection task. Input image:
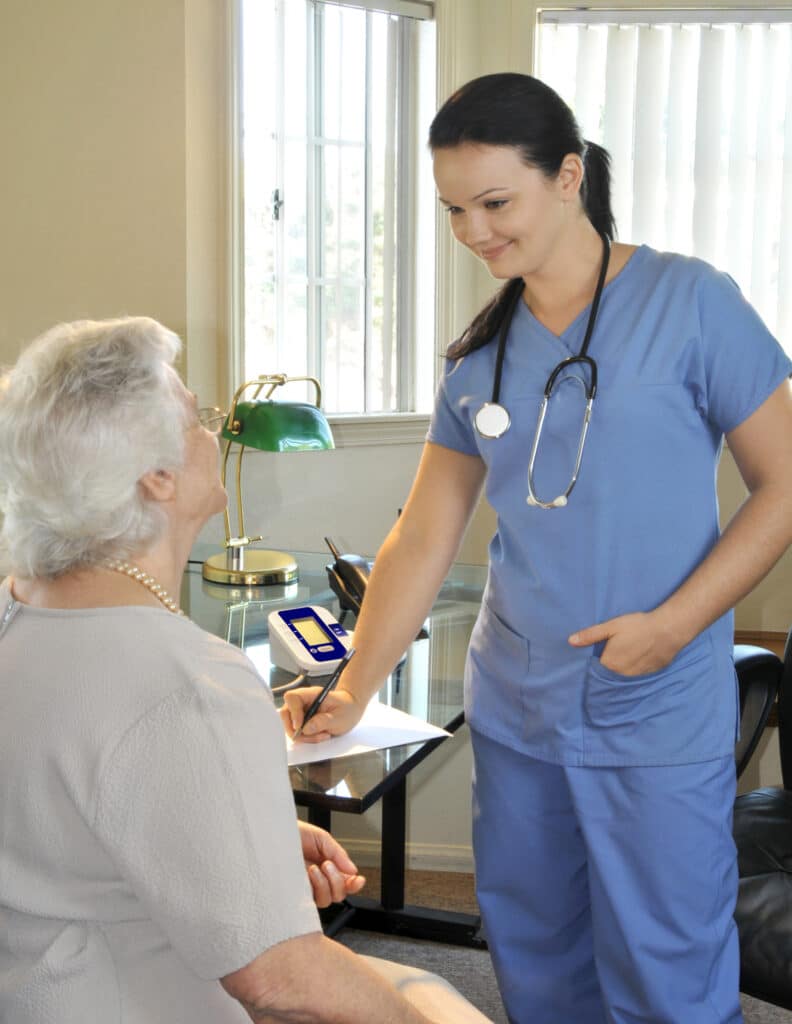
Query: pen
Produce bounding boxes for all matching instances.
[292,647,356,740]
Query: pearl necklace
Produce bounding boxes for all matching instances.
[104,560,185,616]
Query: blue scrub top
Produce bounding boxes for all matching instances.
[428,246,792,767]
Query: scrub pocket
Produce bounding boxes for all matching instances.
[582,630,727,763]
[464,603,530,744]
[585,630,713,727]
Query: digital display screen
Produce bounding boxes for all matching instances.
[293,616,331,647]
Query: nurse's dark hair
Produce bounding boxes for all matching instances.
[429,72,616,359]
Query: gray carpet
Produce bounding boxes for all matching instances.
[336,870,792,1023]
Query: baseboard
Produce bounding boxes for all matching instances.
[335,837,474,873]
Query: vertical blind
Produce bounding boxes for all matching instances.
[538,12,792,352]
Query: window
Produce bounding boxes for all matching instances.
[237,0,437,416]
[537,10,792,353]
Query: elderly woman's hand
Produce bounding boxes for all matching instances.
[297,821,366,908]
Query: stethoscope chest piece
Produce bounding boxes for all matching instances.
[474,401,510,439]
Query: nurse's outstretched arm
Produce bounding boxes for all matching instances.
[568,378,792,676]
[281,441,486,741]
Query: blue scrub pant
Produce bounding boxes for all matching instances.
[471,730,742,1024]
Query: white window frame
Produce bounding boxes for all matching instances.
[227,0,437,446]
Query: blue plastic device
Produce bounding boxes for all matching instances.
[268,604,351,676]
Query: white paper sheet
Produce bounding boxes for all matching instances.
[287,701,451,766]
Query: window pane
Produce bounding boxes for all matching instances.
[240,1,437,412]
[283,280,309,380]
[320,282,365,411]
[245,275,276,373]
[325,144,365,282]
[242,0,279,376]
[283,141,308,279]
[321,4,366,142]
[283,0,308,136]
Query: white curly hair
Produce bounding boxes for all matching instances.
[0,316,190,578]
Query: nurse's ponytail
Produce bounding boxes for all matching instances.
[431,73,616,360]
[581,141,614,243]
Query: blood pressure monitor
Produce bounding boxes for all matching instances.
[268,604,352,676]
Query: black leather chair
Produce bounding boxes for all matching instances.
[733,629,792,1009]
[734,644,785,780]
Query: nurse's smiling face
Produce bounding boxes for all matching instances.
[433,143,582,280]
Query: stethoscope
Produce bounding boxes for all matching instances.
[473,233,611,510]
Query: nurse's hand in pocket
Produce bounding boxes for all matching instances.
[568,610,682,676]
[280,685,365,743]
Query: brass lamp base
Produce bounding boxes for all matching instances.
[202,549,299,586]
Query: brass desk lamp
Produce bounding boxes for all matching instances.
[202,374,334,586]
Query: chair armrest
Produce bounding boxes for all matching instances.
[734,645,783,779]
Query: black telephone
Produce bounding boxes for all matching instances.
[324,536,372,617]
[324,536,429,640]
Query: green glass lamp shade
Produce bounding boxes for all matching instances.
[222,400,335,452]
[203,381,333,587]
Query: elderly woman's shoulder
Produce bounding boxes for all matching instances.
[125,611,268,689]
[84,610,270,715]
[191,625,272,690]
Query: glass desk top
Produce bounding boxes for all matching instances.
[180,551,485,812]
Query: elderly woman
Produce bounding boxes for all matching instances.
[0,317,490,1024]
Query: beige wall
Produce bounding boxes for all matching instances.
[184,0,230,405]
[0,0,188,367]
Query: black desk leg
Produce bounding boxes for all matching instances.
[381,778,406,910]
[308,806,332,832]
[309,782,486,948]
[340,777,487,949]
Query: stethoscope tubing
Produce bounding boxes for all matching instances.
[473,232,612,507]
[490,279,528,408]
[526,391,594,508]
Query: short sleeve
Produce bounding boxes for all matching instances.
[94,658,319,980]
[697,268,792,434]
[426,358,480,455]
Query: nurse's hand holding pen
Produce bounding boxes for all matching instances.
[281,646,367,743]
[280,683,367,742]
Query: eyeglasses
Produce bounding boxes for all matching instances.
[197,406,227,433]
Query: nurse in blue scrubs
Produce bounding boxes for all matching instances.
[283,73,792,1023]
